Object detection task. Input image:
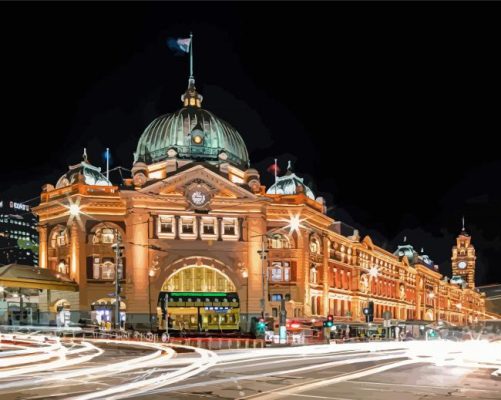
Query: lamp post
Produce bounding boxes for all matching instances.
[111,229,124,331]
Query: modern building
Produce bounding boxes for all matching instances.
[0,200,38,266]
[28,71,487,330]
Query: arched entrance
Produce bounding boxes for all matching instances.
[52,299,71,327]
[91,298,126,330]
[158,264,240,332]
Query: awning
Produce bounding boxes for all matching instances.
[0,264,78,292]
[158,292,239,309]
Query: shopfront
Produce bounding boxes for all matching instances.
[90,298,126,329]
[157,264,240,332]
[0,264,78,326]
[158,291,240,331]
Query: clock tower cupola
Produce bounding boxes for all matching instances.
[451,218,476,289]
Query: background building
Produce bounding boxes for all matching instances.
[30,70,488,330]
[0,200,38,266]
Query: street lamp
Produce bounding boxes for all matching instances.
[69,204,80,217]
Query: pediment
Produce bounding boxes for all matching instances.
[139,164,257,201]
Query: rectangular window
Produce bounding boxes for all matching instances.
[159,216,173,233]
[182,221,194,234]
[56,232,66,247]
[93,264,100,280]
[203,222,215,235]
[201,217,217,239]
[224,222,235,235]
[101,228,115,243]
[101,263,115,280]
[179,216,197,238]
[158,215,176,238]
[222,218,238,239]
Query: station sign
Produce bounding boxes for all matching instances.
[160,292,239,308]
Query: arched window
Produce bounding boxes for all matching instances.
[309,237,320,254]
[57,260,69,275]
[310,265,318,284]
[50,228,68,248]
[92,228,116,244]
[268,233,292,249]
[269,261,291,282]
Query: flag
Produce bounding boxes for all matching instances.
[267,162,281,176]
[167,37,191,54]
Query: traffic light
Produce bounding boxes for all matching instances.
[257,318,266,331]
[364,302,374,322]
[323,315,334,328]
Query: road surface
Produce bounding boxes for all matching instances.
[0,332,499,399]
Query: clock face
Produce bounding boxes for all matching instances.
[458,261,467,269]
[191,191,206,206]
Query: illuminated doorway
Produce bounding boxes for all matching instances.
[158,265,240,332]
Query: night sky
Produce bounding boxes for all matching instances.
[1,4,500,285]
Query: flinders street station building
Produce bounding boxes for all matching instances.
[2,70,488,332]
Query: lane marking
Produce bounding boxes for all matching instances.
[241,359,421,399]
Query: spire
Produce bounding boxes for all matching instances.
[82,148,88,163]
[460,216,469,236]
[181,32,203,108]
[286,160,293,175]
[189,32,194,80]
[403,236,407,243]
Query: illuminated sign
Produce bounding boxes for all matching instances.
[0,201,30,212]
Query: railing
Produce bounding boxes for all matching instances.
[41,184,119,202]
[168,337,265,350]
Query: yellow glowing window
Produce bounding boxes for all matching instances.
[192,135,203,145]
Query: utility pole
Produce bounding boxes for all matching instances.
[112,229,124,330]
[257,236,269,319]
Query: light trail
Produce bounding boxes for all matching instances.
[0,339,176,392]
[0,341,103,379]
[66,344,218,400]
[0,335,499,400]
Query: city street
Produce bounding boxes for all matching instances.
[0,333,500,399]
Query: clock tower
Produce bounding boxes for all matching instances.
[451,220,476,289]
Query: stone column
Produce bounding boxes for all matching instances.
[415,275,422,320]
[246,215,266,318]
[70,222,80,282]
[126,212,150,326]
[38,225,48,269]
[303,230,311,316]
[322,235,329,316]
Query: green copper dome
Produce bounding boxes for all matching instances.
[134,79,249,167]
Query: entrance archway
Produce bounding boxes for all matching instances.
[91,298,126,330]
[52,299,71,327]
[158,264,240,332]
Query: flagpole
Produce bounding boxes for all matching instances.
[274,158,278,194]
[106,148,110,180]
[190,32,194,79]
